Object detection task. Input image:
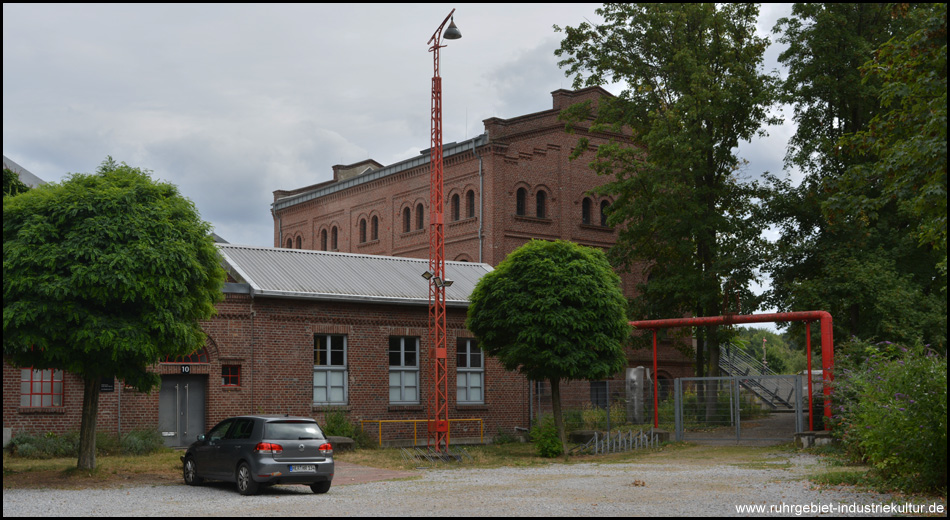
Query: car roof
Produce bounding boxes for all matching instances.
[232,415,319,422]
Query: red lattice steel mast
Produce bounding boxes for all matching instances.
[426,9,459,452]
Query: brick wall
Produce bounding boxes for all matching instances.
[3,292,532,445]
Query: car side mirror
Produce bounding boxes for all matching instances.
[197,434,206,442]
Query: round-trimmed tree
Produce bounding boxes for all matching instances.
[466,239,630,457]
[3,157,225,469]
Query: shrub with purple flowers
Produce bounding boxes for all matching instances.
[831,338,946,492]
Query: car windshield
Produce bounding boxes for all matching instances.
[264,421,326,440]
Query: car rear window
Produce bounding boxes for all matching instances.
[263,420,326,440]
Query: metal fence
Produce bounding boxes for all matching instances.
[673,375,804,443]
[531,373,660,432]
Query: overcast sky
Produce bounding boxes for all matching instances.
[3,3,797,247]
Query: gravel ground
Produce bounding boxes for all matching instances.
[4,451,946,517]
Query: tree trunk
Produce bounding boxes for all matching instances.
[549,378,568,459]
[78,375,101,470]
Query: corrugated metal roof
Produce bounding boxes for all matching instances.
[217,244,492,307]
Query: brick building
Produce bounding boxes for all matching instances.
[271,86,694,387]
[3,88,694,448]
[4,245,529,447]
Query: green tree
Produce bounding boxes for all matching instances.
[838,3,947,285]
[767,3,946,348]
[3,157,225,469]
[465,240,629,458]
[3,167,31,197]
[554,4,777,408]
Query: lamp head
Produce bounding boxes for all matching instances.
[443,17,461,40]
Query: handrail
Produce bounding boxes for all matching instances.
[359,418,484,447]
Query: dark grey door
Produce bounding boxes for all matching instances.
[158,375,207,448]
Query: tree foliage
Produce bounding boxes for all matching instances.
[3,167,31,197]
[767,3,946,349]
[3,157,225,468]
[554,3,777,378]
[466,240,629,456]
[838,3,947,281]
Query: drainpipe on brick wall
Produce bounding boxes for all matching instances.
[250,295,256,412]
[473,139,484,263]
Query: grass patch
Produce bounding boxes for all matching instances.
[810,469,873,488]
[3,449,183,489]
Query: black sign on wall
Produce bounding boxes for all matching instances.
[100,376,115,393]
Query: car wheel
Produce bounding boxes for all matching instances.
[236,462,260,496]
[183,456,204,486]
[310,481,331,494]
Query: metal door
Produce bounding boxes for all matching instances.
[158,375,207,448]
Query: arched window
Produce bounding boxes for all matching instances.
[582,197,592,225]
[600,200,610,227]
[331,226,338,250]
[321,229,328,251]
[536,190,547,219]
[451,194,460,221]
[416,203,424,230]
[516,188,526,216]
[466,190,476,218]
[286,238,293,249]
[403,207,411,233]
[359,218,367,243]
[371,216,379,241]
[295,236,302,249]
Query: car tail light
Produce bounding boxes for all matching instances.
[318,442,333,455]
[255,442,283,455]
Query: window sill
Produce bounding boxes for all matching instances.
[313,404,350,411]
[580,223,614,231]
[514,215,553,223]
[456,404,488,411]
[388,405,424,412]
[18,406,66,415]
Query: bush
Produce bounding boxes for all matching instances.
[832,338,947,492]
[10,431,78,459]
[320,409,374,449]
[120,430,165,455]
[530,415,563,458]
[10,430,166,458]
[580,402,628,430]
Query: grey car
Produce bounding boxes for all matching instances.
[181,415,334,495]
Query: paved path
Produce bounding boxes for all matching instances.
[333,461,419,486]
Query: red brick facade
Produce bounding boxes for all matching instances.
[271,86,694,383]
[3,291,529,446]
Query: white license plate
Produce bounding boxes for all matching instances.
[290,465,316,473]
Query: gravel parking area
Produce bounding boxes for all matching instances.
[3,450,946,517]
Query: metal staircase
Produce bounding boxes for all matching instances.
[719,346,797,410]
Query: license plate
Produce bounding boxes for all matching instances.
[290,465,316,473]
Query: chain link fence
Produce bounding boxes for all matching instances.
[530,368,663,433]
[673,375,804,443]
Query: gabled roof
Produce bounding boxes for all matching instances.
[217,244,492,307]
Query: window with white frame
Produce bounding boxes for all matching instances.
[313,334,347,405]
[389,336,419,404]
[456,338,484,404]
